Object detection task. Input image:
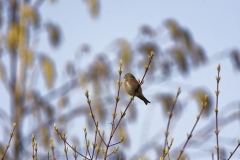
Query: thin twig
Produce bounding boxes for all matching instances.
[1,123,16,160]
[64,142,68,160]
[161,87,181,159]
[215,63,221,160]
[83,128,91,159]
[104,52,155,160]
[104,60,123,158]
[62,132,69,160]
[106,151,116,158]
[50,138,56,160]
[54,124,91,160]
[34,141,38,160]
[109,139,124,147]
[109,60,123,142]
[177,95,208,160]
[227,140,240,160]
[164,138,174,158]
[72,145,78,160]
[112,52,154,138]
[91,129,98,159]
[85,90,108,147]
[31,134,35,160]
[95,138,103,160]
[166,140,171,160]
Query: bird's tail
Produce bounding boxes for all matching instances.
[138,95,150,105]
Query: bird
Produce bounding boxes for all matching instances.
[124,73,150,105]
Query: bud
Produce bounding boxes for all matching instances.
[217,63,221,72]
[64,147,68,153]
[177,86,181,95]
[120,110,123,116]
[72,145,76,150]
[118,69,122,74]
[196,114,199,120]
[87,99,91,104]
[119,59,122,67]
[115,96,120,102]
[85,89,89,97]
[112,113,117,118]
[145,65,149,70]
[164,131,169,136]
[151,51,155,57]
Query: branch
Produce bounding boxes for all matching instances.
[61,132,69,160]
[177,95,208,160]
[95,136,103,160]
[109,138,124,147]
[104,51,155,160]
[103,60,123,158]
[85,90,108,146]
[214,63,221,160]
[91,129,98,159]
[109,59,123,142]
[161,87,181,159]
[112,51,154,139]
[54,124,91,160]
[49,138,56,160]
[227,140,240,160]
[83,127,92,159]
[1,123,16,160]
[31,134,35,160]
[72,145,78,160]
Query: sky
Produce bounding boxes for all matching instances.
[1,0,240,159]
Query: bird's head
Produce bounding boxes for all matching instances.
[124,73,135,80]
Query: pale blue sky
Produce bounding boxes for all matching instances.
[27,0,240,159]
[1,0,240,159]
[37,1,240,159]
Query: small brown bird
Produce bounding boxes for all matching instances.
[124,73,150,105]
